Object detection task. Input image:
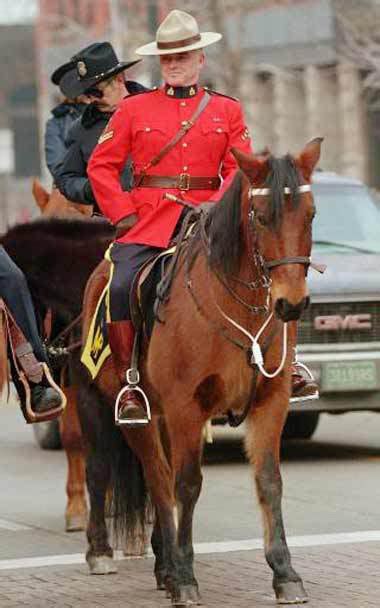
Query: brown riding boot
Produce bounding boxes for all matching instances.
[107,320,149,425]
[290,360,319,403]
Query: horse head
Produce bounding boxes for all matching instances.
[32,178,92,219]
[232,138,323,322]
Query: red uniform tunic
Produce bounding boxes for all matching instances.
[88,86,252,249]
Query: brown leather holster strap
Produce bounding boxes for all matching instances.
[134,174,221,191]
[0,299,43,383]
[134,92,211,187]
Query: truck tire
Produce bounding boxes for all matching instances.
[32,419,62,450]
[282,412,320,440]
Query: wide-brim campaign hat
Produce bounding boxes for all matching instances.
[73,42,141,89]
[135,10,222,56]
[51,61,90,98]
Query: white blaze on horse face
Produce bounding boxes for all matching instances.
[173,505,179,531]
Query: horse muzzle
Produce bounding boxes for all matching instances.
[274,296,310,322]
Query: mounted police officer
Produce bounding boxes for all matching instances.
[45,63,90,183]
[55,42,146,211]
[0,248,64,417]
[88,10,318,427]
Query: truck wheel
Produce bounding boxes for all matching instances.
[282,412,320,440]
[32,419,62,450]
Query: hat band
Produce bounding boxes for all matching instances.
[157,33,201,50]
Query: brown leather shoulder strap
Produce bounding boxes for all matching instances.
[135,92,211,186]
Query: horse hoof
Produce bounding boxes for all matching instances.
[123,534,149,557]
[275,581,308,604]
[155,571,167,591]
[87,555,117,575]
[172,584,202,606]
[65,514,87,532]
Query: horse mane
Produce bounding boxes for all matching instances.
[0,217,114,242]
[207,154,302,276]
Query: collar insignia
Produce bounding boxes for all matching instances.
[167,86,174,96]
[189,86,196,97]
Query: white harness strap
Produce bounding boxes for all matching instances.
[249,184,312,197]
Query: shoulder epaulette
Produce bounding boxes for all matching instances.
[204,86,239,102]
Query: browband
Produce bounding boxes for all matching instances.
[249,184,312,197]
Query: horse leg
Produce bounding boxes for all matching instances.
[59,385,88,532]
[246,388,307,604]
[122,422,183,603]
[77,383,116,575]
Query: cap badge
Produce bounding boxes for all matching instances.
[77,61,87,77]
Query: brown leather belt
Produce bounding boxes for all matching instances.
[134,173,221,191]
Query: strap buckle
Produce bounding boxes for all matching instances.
[178,172,191,191]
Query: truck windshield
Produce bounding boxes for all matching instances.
[312,183,380,254]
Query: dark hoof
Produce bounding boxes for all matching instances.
[155,570,167,591]
[275,581,308,604]
[172,584,202,606]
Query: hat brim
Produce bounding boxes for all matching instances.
[135,32,222,56]
[59,68,90,99]
[51,60,75,85]
[80,59,142,90]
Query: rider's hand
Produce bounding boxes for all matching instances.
[115,214,138,238]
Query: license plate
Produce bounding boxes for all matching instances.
[321,360,379,392]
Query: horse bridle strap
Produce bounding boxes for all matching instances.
[249,184,312,197]
[265,256,326,274]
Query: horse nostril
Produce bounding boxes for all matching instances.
[304,296,310,310]
[275,298,286,318]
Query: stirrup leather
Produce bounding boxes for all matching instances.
[114,367,151,426]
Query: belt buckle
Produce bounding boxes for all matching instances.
[178,172,190,191]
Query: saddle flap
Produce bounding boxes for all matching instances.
[130,248,176,336]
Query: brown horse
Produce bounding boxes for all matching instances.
[79,138,322,605]
[32,178,92,219]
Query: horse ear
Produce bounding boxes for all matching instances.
[296,137,323,180]
[231,148,269,183]
[32,178,50,211]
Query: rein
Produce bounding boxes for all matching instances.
[47,313,83,358]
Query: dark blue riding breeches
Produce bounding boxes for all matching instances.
[0,246,47,362]
[109,242,162,322]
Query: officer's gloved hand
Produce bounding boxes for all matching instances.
[115,213,138,238]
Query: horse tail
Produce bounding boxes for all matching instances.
[108,423,151,542]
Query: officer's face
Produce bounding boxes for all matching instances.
[160,50,205,87]
[87,74,126,111]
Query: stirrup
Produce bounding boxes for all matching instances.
[114,368,151,427]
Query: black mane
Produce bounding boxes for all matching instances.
[207,154,302,276]
[1,217,114,242]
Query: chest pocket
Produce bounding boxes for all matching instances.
[199,121,229,160]
[132,121,169,158]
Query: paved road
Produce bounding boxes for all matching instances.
[1,397,380,606]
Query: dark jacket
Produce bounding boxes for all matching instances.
[55,81,147,210]
[44,102,86,182]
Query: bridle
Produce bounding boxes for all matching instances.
[248,183,325,276]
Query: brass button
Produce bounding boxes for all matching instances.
[182,142,188,148]
[145,127,151,132]
[216,127,223,133]
[183,166,188,171]
[180,101,186,107]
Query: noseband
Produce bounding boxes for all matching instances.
[248,184,325,275]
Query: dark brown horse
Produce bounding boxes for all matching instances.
[79,138,322,605]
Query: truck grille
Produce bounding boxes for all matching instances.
[298,301,380,344]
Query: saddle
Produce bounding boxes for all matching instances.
[0,299,66,423]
